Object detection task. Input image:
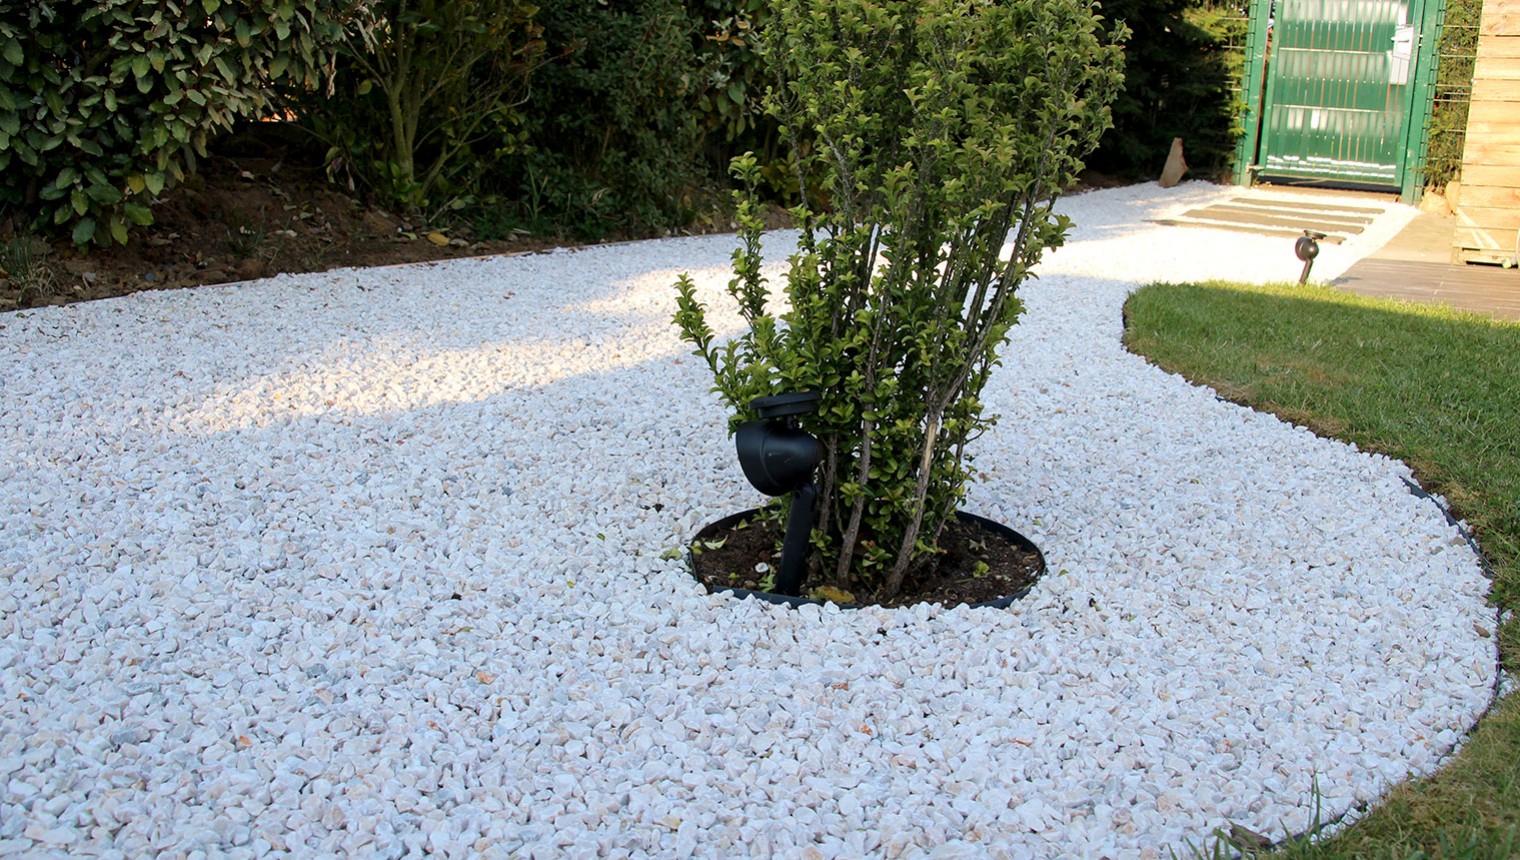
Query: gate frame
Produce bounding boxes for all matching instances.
[1232,0,1447,201]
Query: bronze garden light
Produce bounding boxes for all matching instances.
[1296,230,1326,284]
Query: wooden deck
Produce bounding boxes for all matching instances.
[1333,258,1520,320]
[1329,209,1520,321]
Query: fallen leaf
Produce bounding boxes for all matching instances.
[426,231,450,246]
[1227,823,1272,850]
[811,586,855,604]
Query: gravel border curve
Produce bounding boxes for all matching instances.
[0,182,1497,858]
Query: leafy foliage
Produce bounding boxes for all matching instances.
[0,0,355,245]
[690,0,769,148]
[1088,0,1247,180]
[295,0,546,218]
[1426,0,1481,192]
[675,0,1124,600]
[502,0,709,239]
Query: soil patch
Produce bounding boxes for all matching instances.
[689,509,1045,609]
[0,123,788,312]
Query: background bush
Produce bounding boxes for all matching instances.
[1087,0,1247,181]
[1425,0,1480,192]
[0,0,1260,247]
[489,0,711,239]
[691,0,1253,190]
[293,0,544,219]
[0,0,355,245]
[687,0,792,191]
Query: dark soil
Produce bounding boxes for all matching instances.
[689,510,1045,609]
[0,123,786,312]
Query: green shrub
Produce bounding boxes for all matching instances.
[687,0,788,187]
[689,0,768,147]
[295,0,545,219]
[675,0,1124,600]
[0,0,355,245]
[1426,0,1481,191]
[1088,0,1246,180]
[502,0,709,238]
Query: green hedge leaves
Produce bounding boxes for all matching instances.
[0,0,355,245]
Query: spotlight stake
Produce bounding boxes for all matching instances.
[1296,230,1326,284]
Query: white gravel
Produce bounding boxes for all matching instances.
[0,182,1497,858]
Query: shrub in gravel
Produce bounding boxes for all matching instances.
[675,0,1124,600]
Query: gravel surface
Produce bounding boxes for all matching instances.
[0,182,1498,858]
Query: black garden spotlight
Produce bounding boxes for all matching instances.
[735,391,822,597]
[1295,230,1326,284]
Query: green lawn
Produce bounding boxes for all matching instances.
[1123,281,1520,859]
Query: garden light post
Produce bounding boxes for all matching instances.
[734,392,822,597]
[1296,230,1325,284]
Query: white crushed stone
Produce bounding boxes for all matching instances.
[0,181,1497,858]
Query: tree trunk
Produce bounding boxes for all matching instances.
[881,410,941,599]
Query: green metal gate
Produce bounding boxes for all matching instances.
[1236,0,1444,198]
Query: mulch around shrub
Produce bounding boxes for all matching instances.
[689,510,1044,609]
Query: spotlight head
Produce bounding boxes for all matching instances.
[751,391,821,420]
[1295,230,1325,262]
[735,392,823,497]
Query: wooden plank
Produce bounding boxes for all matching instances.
[1230,197,1387,215]
[1202,203,1373,226]
[1462,121,1520,139]
[1477,36,1520,60]
[1456,225,1518,251]
[1178,206,1366,235]
[1455,205,1520,231]
[1459,247,1520,267]
[1147,219,1348,243]
[1334,259,1520,320]
[1464,101,1520,126]
[1460,141,1520,164]
[1482,14,1520,37]
[1337,259,1520,293]
[1471,79,1520,101]
[1473,56,1520,80]
[1458,165,1520,188]
[1459,185,1520,208]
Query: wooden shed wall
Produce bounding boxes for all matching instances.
[1454,0,1520,265]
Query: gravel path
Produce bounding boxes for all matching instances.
[0,182,1497,858]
